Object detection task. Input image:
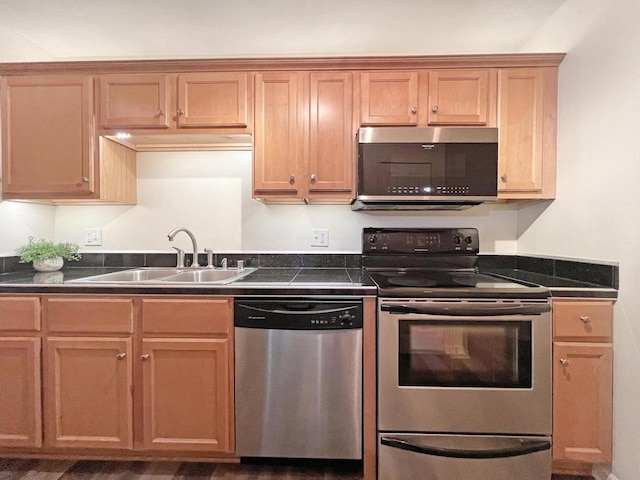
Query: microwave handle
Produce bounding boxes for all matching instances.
[380,303,550,316]
[380,436,551,459]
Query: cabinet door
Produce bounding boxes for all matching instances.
[177,72,248,128]
[307,72,355,198]
[253,72,303,196]
[1,75,94,197]
[99,74,170,128]
[553,341,612,463]
[141,338,232,452]
[428,69,496,126]
[497,67,557,198]
[360,71,418,125]
[44,337,133,449]
[0,337,41,447]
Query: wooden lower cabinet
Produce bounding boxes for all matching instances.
[44,337,133,449]
[141,338,231,452]
[33,295,234,457]
[0,337,42,447]
[552,299,614,469]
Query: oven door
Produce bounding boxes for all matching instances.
[378,299,552,435]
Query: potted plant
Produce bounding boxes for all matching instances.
[16,236,81,272]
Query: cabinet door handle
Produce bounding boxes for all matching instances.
[411,106,418,114]
[158,109,165,117]
[501,174,508,182]
[177,108,185,116]
[82,176,89,183]
[580,315,592,324]
[431,105,438,113]
[310,174,317,182]
[560,358,569,366]
[289,175,295,183]
[116,353,126,360]
[140,354,150,361]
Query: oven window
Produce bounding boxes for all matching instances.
[398,320,532,388]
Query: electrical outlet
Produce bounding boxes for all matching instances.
[84,228,102,246]
[311,229,329,247]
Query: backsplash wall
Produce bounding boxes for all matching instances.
[52,150,521,254]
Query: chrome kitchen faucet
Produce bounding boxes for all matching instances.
[167,227,200,267]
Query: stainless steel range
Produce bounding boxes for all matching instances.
[363,228,552,480]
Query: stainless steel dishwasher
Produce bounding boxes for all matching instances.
[234,298,363,459]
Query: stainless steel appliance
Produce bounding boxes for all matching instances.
[234,298,363,459]
[363,228,552,480]
[353,127,498,211]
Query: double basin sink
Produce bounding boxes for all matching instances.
[68,267,257,285]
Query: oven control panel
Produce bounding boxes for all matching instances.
[363,228,479,255]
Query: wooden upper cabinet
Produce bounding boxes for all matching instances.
[99,74,170,129]
[497,67,558,199]
[253,72,302,196]
[1,75,95,198]
[360,71,418,125]
[427,69,496,126]
[307,72,355,198]
[177,72,248,128]
[0,337,42,448]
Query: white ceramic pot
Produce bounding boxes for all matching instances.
[33,257,64,272]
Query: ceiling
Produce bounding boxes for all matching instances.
[0,0,568,63]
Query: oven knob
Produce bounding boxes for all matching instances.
[453,235,462,245]
[464,236,473,244]
[369,235,377,244]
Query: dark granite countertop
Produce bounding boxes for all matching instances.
[484,268,618,299]
[0,266,377,297]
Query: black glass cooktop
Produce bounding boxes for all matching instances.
[365,269,549,299]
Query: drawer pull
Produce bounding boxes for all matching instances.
[560,358,569,367]
[580,315,591,324]
[140,354,150,361]
[116,353,126,360]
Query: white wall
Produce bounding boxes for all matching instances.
[54,150,520,254]
[0,200,55,255]
[520,1,639,478]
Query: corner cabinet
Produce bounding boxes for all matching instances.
[253,71,355,203]
[1,75,137,203]
[552,299,614,468]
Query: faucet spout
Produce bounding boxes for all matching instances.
[167,227,200,267]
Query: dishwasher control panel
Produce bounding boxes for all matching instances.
[234,299,363,330]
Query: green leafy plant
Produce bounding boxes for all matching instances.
[16,237,81,263]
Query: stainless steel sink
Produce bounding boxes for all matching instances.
[67,267,255,284]
[160,269,253,283]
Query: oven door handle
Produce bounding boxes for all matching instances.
[380,303,550,316]
[380,436,551,459]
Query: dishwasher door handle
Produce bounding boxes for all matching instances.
[380,302,550,316]
[380,436,551,459]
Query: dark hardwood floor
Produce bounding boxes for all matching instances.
[0,458,594,479]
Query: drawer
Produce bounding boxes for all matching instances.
[552,300,613,340]
[46,297,134,334]
[0,297,40,331]
[142,298,231,335]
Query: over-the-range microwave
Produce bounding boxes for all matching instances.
[352,127,498,211]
